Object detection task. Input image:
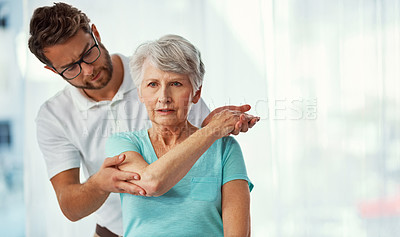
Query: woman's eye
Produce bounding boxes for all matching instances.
[172,82,182,86]
[148,82,157,87]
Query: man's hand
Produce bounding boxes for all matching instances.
[202,104,260,135]
[93,154,146,196]
[50,154,146,221]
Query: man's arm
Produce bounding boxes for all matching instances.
[202,104,260,135]
[117,109,241,197]
[222,180,251,237]
[50,155,144,221]
[36,102,146,221]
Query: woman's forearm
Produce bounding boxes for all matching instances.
[119,125,220,196]
[119,109,241,196]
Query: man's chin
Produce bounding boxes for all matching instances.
[86,76,111,90]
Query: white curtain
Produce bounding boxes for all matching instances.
[23,0,400,236]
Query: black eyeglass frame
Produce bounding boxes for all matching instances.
[50,32,101,80]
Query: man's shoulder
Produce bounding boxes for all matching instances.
[114,53,129,69]
[37,86,75,116]
[115,53,128,61]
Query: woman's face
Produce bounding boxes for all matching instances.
[139,60,201,127]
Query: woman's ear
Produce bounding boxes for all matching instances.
[192,86,202,104]
[137,88,144,103]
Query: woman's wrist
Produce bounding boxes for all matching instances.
[198,124,227,140]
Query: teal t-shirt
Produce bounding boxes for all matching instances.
[105,129,253,237]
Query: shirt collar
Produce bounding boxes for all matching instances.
[69,54,136,111]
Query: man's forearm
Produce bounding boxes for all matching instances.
[52,155,145,221]
[51,169,110,221]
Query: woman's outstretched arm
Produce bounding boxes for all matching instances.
[113,109,241,196]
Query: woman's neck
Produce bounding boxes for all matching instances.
[148,121,198,147]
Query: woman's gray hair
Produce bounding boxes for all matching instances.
[129,34,205,93]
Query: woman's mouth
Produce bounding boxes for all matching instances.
[156,109,175,114]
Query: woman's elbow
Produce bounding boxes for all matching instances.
[140,173,166,197]
[143,181,162,196]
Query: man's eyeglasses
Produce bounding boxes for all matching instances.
[51,32,101,80]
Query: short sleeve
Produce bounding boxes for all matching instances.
[188,98,210,128]
[105,132,141,158]
[222,137,254,191]
[36,103,81,179]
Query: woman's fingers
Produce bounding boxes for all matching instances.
[229,113,260,135]
[239,114,249,133]
[230,121,242,136]
[248,117,260,128]
[202,104,251,127]
[207,108,261,137]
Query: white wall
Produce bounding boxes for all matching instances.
[22,0,400,237]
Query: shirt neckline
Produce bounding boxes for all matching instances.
[144,129,160,162]
[69,54,136,111]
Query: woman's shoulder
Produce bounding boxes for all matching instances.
[108,129,148,144]
[111,129,147,138]
[105,129,149,157]
[218,136,240,147]
[209,136,241,155]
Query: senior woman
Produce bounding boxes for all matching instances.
[105,34,253,237]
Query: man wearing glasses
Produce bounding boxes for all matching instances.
[28,2,258,237]
[47,32,102,83]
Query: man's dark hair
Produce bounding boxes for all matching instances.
[28,2,91,66]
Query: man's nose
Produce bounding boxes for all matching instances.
[81,62,94,76]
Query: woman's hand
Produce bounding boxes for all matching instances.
[202,104,260,136]
[204,109,244,139]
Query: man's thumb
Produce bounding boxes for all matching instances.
[238,104,251,112]
[104,154,125,167]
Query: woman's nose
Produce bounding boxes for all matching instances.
[158,87,171,103]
